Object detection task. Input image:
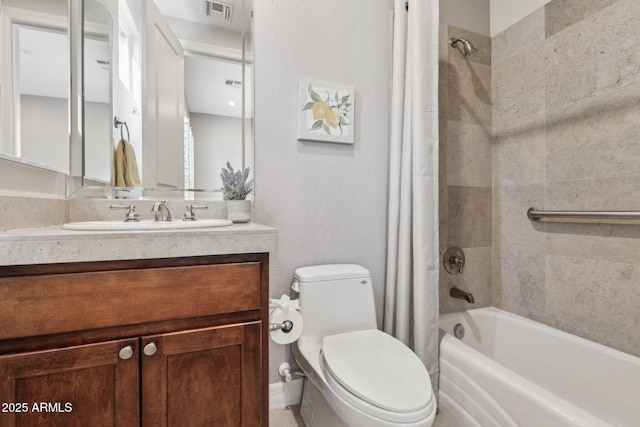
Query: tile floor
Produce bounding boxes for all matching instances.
[268,406,457,426]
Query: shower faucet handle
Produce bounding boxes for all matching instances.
[443,246,465,274]
[452,256,465,273]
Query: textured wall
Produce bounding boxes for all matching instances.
[439,25,493,314]
[490,0,551,36]
[492,0,640,357]
[252,0,394,382]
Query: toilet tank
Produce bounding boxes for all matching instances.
[294,264,377,345]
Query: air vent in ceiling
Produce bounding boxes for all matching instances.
[202,1,234,23]
[225,79,242,89]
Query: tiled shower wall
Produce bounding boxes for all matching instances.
[492,0,640,357]
[439,26,492,314]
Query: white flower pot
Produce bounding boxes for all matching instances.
[225,200,252,223]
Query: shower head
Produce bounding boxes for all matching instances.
[449,37,478,58]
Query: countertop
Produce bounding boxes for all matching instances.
[0,222,277,266]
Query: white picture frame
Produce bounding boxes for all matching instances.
[297,79,355,144]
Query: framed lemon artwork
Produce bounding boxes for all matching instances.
[297,79,355,144]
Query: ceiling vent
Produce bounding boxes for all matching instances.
[202,1,234,22]
[225,79,242,89]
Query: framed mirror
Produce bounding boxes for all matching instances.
[0,0,70,174]
[68,0,253,199]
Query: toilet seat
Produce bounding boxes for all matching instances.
[321,329,435,424]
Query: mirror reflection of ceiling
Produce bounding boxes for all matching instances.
[13,0,109,103]
[184,56,251,118]
[153,0,248,119]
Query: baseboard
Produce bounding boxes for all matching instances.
[269,378,304,410]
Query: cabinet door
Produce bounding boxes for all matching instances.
[142,322,262,427]
[0,338,139,427]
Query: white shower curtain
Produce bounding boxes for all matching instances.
[384,0,440,389]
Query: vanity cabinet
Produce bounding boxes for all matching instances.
[0,254,269,427]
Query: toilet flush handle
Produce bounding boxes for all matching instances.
[291,281,300,292]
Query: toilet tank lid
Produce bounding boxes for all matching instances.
[294,264,370,282]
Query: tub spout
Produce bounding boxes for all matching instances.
[450,287,475,304]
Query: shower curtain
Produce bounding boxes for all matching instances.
[384,0,440,390]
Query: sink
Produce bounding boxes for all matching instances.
[62,219,233,231]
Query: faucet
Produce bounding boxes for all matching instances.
[450,287,475,304]
[151,201,172,222]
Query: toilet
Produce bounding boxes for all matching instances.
[291,264,436,427]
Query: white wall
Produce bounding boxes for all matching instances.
[253,0,393,382]
[490,0,552,36]
[441,0,490,35]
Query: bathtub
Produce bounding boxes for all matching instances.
[439,307,640,427]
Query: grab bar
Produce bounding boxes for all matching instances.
[527,207,640,222]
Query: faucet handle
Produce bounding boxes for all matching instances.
[110,204,139,222]
[183,204,208,221]
[443,246,465,274]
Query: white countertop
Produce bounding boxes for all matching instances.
[0,222,277,266]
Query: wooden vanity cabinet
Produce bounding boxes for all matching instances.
[0,253,269,427]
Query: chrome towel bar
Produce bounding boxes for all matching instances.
[527,207,640,221]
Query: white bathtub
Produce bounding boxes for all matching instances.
[439,307,640,427]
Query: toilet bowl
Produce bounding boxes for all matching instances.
[291,264,436,427]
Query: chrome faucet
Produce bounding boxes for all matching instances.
[151,201,172,222]
[450,287,475,304]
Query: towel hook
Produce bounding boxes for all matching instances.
[114,116,130,141]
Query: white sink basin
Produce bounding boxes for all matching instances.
[62,219,233,231]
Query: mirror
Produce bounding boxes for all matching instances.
[0,0,70,174]
[70,0,253,199]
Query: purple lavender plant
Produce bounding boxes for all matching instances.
[220,161,254,200]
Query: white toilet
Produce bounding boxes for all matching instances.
[292,264,436,427]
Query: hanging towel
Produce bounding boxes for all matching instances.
[114,138,142,187]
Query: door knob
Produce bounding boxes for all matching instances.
[119,346,134,360]
[143,342,158,356]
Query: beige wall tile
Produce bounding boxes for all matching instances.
[492,7,545,66]
[492,184,545,256]
[447,186,492,248]
[493,112,545,187]
[447,55,492,126]
[545,255,640,357]
[447,121,492,187]
[494,251,545,319]
[546,222,640,266]
[492,0,640,358]
[492,43,545,128]
[545,0,640,111]
[440,22,492,311]
[546,175,640,211]
[545,83,640,183]
[0,196,69,232]
[545,0,620,38]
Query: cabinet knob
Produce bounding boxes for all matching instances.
[119,346,134,360]
[143,342,157,356]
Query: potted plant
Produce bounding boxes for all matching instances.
[220,161,253,223]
